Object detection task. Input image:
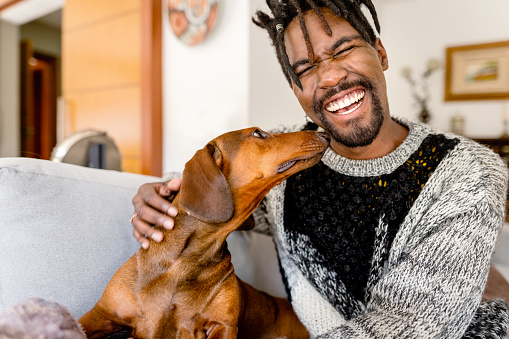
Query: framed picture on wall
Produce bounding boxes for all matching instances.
[445,40,509,101]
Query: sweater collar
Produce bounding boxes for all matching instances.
[321,117,430,177]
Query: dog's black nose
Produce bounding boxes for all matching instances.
[318,132,331,141]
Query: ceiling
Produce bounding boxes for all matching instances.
[0,0,63,26]
[34,8,61,29]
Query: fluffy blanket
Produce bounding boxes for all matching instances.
[0,298,85,339]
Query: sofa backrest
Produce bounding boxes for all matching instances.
[0,158,158,318]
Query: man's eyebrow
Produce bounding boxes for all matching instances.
[290,34,364,70]
[328,34,363,54]
[291,59,311,70]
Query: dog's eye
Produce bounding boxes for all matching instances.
[252,129,268,139]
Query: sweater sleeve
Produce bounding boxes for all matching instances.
[315,141,509,338]
[318,204,505,338]
[250,197,273,236]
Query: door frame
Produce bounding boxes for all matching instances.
[19,41,58,159]
[141,0,163,176]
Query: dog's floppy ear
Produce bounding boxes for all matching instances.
[180,144,235,223]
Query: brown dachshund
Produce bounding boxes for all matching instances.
[78,127,330,338]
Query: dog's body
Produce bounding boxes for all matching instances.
[79,128,329,338]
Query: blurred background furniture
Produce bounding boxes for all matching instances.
[51,129,121,170]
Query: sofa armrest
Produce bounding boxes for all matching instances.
[0,158,160,318]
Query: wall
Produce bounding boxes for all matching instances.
[0,20,20,157]
[248,0,304,131]
[376,0,509,138]
[20,20,62,98]
[162,0,250,173]
[20,21,61,57]
[0,18,62,159]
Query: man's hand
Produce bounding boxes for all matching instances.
[131,178,181,249]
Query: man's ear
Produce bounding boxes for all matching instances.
[375,38,389,71]
[180,145,235,224]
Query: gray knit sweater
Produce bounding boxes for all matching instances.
[252,117,509,338]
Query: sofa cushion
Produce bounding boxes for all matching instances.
[0,158,159,318]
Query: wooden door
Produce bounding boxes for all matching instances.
[20,41,58,159]
[61,0,162,175]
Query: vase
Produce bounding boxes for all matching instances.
[419,106,430,124]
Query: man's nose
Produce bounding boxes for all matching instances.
[317,61,347,89]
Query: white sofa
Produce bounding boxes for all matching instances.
[1,157,508,322]
[0,157,287,320]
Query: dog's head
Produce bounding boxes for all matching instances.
[180,127,330,224]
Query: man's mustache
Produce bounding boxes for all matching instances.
[313,78,376,114]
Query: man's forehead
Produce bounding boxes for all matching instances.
[286,8,358,40]
[288,6,342,27]
[284,10,360,60]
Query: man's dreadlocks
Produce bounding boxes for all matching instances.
[252,0,381,90]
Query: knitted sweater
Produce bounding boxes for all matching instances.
[252,117,509,338]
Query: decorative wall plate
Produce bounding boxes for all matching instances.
[167,0,219,46]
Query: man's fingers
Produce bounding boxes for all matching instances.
[133,229,150,249]
[157,178,181,197]
[166,178,182,192]
[136,204,175,230]
[130,180,180,249]
[131,217,164,244]
[138,188,178,218]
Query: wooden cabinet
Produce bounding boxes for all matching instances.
[474,137,509,222]
[61,0,161,175]
[475,137,509,163]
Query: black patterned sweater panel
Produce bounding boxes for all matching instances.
[283,134,460,319]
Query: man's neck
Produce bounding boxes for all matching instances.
[330,119,409,160]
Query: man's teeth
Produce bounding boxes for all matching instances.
[326,91,365,113]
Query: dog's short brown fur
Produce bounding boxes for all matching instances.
[78,127,329,338]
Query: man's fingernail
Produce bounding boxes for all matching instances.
[164,222,174,230]
[167,207,178,217]
[142,242,149,250]
[152,233,163,242]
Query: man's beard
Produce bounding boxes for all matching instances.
[312,78,385,148]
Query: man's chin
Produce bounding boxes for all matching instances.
[325,114,384,148]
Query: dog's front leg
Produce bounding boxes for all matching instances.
[79,306,133,339]
[79,257,140,338]
[237,277,309,339]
